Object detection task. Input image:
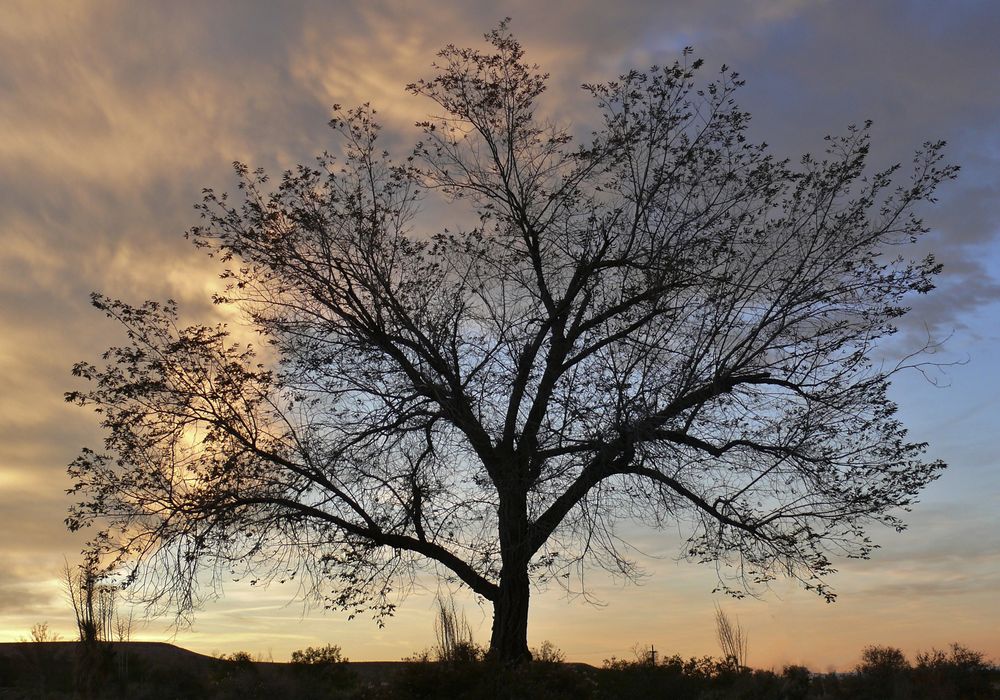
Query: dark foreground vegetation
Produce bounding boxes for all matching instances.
[0,641,997,699]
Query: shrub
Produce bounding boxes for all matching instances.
[914,643,995,699]
[223,650,257,666]
[532,640,566,664]
[598,652,722,698]
[290,643,356,695]
[857,644,910,674]
[852,645,911,700]
[432,596,482,664]
[25,621,60,643]
[291,644,348,665]
[780,665,811,700]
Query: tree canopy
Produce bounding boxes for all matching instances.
[67,23,956,663]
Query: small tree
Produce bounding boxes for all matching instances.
[915,643,994,699]
[714,606,748,671]
[433,595,480,663]
[113,607,134,643]
[857,645,909,675]
[63,556,121,698]
[24,622,60,643]
[531,640,565,664]
[290,644,354,689]
[855,645,910,699]
[63,556,115,644]
[291,644,348,665]
[67,22,955,664]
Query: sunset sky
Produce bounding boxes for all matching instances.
[1,0,998,670]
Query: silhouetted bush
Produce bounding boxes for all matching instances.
[779,664,811,700]
[292,643,348,665]
[596,652,765,699]
[289,643,357,697]
[913,644,995,700]
[850,644,911,699]
[531,640,566,664]
[389,656,595,700]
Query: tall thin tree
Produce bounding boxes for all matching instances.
[715,605,748,671]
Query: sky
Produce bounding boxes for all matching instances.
[1,0,998,670]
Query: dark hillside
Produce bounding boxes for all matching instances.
[0,640,220,666]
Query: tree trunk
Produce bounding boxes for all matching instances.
[488,564,531,664]
[488,487,532,665]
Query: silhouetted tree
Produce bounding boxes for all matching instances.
[63,556,119,697]
[433,594,481,663]
[855,645,911,699]
[67,22,956,664]
[63,556,115,644]
[715,606,748,671]
[23,622,59,643]
[915,643,995,699]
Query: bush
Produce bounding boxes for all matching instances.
[289,643,356,696]
[780,665,811,700]
[222,650,257,666]
[391,657,595,700]
[432,596,482,664]
[852,645,911,700]
[914,643,995,699]
[857,645,910,675]
[532,640,566,664]
[292,643,348,665]
[597,652,723,698]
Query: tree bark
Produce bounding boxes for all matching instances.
[488,487,532,664]
[489,563,532,664]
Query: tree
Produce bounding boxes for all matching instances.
[433,594,481,663]
[715,606,748,672]
[290,644,348,665]
[23,622,60,643]
[855,645,911,699]
[62,555,122,696]
[66,23,956,664]
[63,556,116,644]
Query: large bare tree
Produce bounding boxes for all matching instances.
[67,24,955,663]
